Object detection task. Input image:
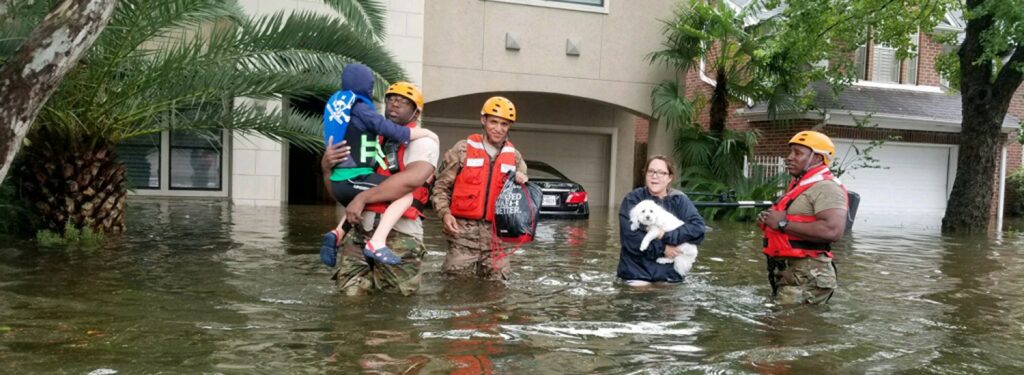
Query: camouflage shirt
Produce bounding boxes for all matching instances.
[431,137,528,220]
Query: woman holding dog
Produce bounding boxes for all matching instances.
[617,155,706,286]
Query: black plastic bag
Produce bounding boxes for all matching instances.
[493,175,542,242]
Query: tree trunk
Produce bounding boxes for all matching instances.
[708,67,730,138]
[942,102,1004,234]
[942,1,1024,234]
[18,133,127,234]
[0,0,117,185]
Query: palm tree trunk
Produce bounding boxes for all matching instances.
[18,136,127,234]
[708,67,729,138]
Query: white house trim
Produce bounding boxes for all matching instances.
[735,108,1020,134]
[998,145,1007,233]
[852,80,946,93]
[484,0,609,14]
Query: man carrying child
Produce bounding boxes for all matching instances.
[322,80,439,296]
[319,64,437,267]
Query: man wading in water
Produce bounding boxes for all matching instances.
[757,131,848,305]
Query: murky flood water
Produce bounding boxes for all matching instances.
[2,199,1024,374]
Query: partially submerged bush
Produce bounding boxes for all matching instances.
[36,221,104,247]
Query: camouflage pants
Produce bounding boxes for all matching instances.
[766,254,838,305]
[441,218,510,281]
[333,225,426,296]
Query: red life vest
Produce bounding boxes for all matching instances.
[762,164,848,258]
[450,134,518,222]
[364,121,431,220]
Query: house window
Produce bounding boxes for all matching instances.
[118,133,161,189]
[485,0,608,13]
[117,130,229,196]
[169,131,223,190]
[857,32,920,85]
[854,45,869,80]
[548,0,603,5]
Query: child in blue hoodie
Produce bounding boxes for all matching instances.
[321,64,437,266]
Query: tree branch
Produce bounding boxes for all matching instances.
[993,45,1024,101]
[0,0,116,185]
[958,0,994,87]
[816,0,901,39]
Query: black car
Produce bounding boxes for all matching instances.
[526,160,589,219]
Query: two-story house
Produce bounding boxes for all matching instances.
[122,0,686,212]
[684,0,1024,228]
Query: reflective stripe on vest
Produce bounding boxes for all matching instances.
[761,165,847,258]
[450,134,517,222]
[364,121,431,220]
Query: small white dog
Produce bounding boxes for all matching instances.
[628,199,699,276]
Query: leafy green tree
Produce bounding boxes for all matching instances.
[742,0,1024,233]
[933,0,1024,233]
[654,0,1024,233]
[0,0,404,234]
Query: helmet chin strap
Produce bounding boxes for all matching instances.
[401,109,419,125]
[795,154,817,179]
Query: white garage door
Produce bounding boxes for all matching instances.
[833,139,957,228]
[425,121,612,207]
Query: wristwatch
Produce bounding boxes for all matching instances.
[777,219,789,233]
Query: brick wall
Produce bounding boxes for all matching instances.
[917,32,945,87]
[1002,88,1024,215]
[747,121,963,156]
[634,117,649,142]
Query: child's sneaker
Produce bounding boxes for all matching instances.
[320,230,341,267]
[362,243,402,265]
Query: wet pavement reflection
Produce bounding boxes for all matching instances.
[1,199,1023,373]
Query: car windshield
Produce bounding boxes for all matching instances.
[526,162,569,180]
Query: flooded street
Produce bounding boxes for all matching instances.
[2,199,1024,373]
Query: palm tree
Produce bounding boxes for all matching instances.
[0,0,404,234]
[646,1,799,217]
[648,0,766,137]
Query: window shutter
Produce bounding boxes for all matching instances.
[872,46,899,83]
[855,46,868,80]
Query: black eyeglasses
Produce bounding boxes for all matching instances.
[385,96,412,106]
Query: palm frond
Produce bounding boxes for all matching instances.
[96,0,242,63]
[25,0,406,162]
[650,81,697,130]
[131,102,323,153]
[237,10,405,83]
[321,0,388,41]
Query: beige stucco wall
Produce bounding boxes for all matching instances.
[421,0,680,207]
[422,0,677,115]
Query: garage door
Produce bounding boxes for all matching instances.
[425,121,612,207]
[833,139,957,228]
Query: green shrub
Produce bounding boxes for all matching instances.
[677,166,787,222]
[35,221,104,247]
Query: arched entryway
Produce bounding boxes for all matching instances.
[424,92,649,207]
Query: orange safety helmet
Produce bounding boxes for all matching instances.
[384,81,423,111]
[788,130,835,165]
[480,96,516,122]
